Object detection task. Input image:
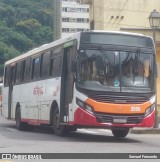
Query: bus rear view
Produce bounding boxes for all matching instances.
[74,31,156,137]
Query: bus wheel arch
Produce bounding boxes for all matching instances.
[50,100,68,136]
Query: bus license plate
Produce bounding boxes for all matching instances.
[113,118,127,123]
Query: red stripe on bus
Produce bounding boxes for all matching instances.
[21,119,49,125]
[74,107,154,128]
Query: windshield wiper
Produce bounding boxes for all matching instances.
[132,49,140,84]
[98,46,113,66]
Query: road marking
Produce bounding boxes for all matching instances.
[99,129,112,133]
[77,129,113,135]
[77,129,98,134]
[6,128,17,132]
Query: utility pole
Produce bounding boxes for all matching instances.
[53,0,62,41]
[149,9,160,128]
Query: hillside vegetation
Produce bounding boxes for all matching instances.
[0,0,54,75]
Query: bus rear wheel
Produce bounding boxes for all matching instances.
[53,108,68,136]
[111,128,130,138]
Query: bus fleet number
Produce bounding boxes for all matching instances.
[131,107,141,112]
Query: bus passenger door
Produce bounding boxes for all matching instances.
[8,65,16,119]
[60,42,76,123]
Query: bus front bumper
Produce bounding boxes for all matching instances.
[71,107,155,128]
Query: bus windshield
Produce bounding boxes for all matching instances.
[77,48,154,93]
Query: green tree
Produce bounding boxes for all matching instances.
[32,26,53,45]
[0,0,54,76]
[36,9,53,27]
[0,26,34,52]
[0,42,20,75]
[16,19,42,34]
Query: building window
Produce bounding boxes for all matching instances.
[62,28,70,32]
[70,28,76,32]
[62,7,89,13]
[62,28,89,33]
[62,0,77,2]
[62,18,69,22]
[62,18,89,23]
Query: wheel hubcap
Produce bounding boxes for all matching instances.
[54,114,60,129]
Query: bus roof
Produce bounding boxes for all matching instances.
[90,30,152,38]
[5,31,153,66]
[5,32,81,66]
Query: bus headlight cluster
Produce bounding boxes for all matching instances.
[145,104,155,117]
[76,98,94,114]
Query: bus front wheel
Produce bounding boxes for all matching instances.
[111,128,130,138]
[53,108,68,136]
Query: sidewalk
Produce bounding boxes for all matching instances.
[130,124,160,134]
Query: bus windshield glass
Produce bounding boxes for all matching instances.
[77,49,154,93]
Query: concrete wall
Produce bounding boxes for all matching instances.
[81,0,160,31]
[103,0,160,30]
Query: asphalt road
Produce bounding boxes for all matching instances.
[0,115,160,162]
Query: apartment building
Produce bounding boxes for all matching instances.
[62,0,90,38]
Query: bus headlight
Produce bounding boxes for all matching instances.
[85,104,94,114]
[145,104,155,117]
[76,98,94,114]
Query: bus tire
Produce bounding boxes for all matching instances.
[68,126,77,132]
[111,128,129,138]
[53,108,68,136]
[15,107,26,131]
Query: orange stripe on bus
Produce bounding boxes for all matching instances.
[86,98,151,114]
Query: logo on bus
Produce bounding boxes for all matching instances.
[115,100,127,103]
[33,86,44,96]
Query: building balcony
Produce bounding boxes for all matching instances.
[79,0,92,5]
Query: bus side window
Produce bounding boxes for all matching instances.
[23,58,31,82]
[50,47,62,77]
[32,57,40,80]
[40,51,51,78]
[4,67,9,87]
[50,56,62,77]
[15,62,22,84]
[21,60,26,82]
[11,65,16,85]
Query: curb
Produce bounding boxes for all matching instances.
[130,128,160,134]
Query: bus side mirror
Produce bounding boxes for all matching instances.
[71,59,77,73]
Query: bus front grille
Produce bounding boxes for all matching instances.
[90,95,148,104]
[95,113,144,124]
